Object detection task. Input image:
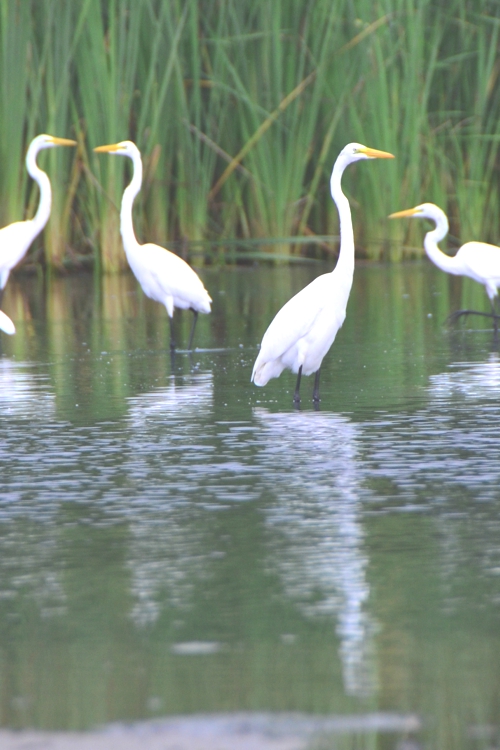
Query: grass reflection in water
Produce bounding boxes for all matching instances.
[0,265,499,750]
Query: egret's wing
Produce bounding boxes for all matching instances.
[0,310,15,335]
[0,221,35,276]
[458,242,500,282]
[257,275,330,361]
[138,244,212,311]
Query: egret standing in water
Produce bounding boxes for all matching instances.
[252,143,395,404]
[0,134,77,335]
[94,141,212,350]
[389,203,500,328]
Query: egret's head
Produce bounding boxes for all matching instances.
[94,140,138,157]
[389,203,443,221]
[32,134,77,150]
[341,142,395,162]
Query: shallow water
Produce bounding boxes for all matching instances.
[1,263,500,748]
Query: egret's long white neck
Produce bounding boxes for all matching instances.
[120,148,142,253]
[26,143,52,237]
[423,211,459,275]
[330,156,355,280]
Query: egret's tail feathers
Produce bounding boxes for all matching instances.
[0,310,15,335]
[251,359,284,386]
[251,361,263,386]
[252,369,265,386]
[200,295,212,314]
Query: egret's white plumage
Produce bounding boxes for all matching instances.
[0,134,76,335]
[389,202,500,321]
[0,310,15,336]
[94,140,211,349]
[252,142,395,403]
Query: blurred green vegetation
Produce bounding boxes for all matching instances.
[1,0,500,270]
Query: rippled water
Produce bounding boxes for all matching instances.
[1,264,500,747]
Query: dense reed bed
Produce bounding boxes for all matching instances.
[0,0,500,270]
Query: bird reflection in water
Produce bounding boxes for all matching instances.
[125,373,214,628]
[0,359,54,419]
[127,371,213,425]
[428,353,500,400]
[365,352,500,506]
[254,408,376,698]
[0,360,64,618]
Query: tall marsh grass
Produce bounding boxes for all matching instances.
[0,0,500,269]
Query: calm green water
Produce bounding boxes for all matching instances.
[1,263,500,747]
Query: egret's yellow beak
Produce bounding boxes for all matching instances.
[388,207,420,219]
[94,143,123,153]
[49,137,77,147]
[358,146,395,159]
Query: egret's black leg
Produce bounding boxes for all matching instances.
[187,310,198,351]
[169,316,176,351]
[312,369,321,404]
[293,366,303,404]
[490,298,499,337]
[446,309,500,326]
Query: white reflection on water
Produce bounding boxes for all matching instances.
[0,360,65,617]
[127,372,214,426]
[0,359,54,419]
[2,342,500,665]
[366,354,500,503]
[428,355,500,606]
[254,408,376,698]
[0,358,57,512]
[0,526,67,619]
[428,353,500,399]
[125,373,214,627]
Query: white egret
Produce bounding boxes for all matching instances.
[0,134,77,335]
[252,143,395,404]
[0,310,15,336]
[389,203,500,328]
[94,141,212,350]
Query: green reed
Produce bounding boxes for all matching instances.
[0,0,38,225]
[36,1,80,268]
[0,0,500,269]
[74,0,147,271]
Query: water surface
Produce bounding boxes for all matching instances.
[0,263,499,748]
